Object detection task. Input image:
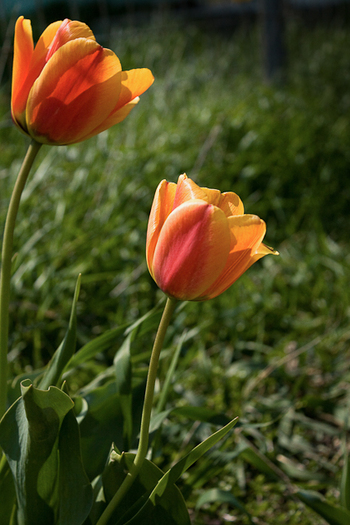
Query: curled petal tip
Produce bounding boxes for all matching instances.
[258,243,279,256]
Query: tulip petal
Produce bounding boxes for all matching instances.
[202,187,222,206]
[199,214,272,299]
[12,18,67,129]
[11,17,34,128]
[218,192,244,217]
[146,180,177,275]
[81,68,154,140]
[172,174,208,209]
[114,68,154,111]
[152,200,231,301]
[26,39,122,144]
[46,19,95,62]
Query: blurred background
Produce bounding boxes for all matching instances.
[1,1,350,523]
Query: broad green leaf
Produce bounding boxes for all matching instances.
[195,488,254,524]
[38,274,81,389]
[7,369,44,408]
[0,381,73,525]
[124,418,238,524]
[79,380,125,480]
[341,448,350,510]
[101,452,190,525]
[78,378,146,481]
[57,409,93,525]
[297,490,350,525]
[114,333,133,448]
[0,454,16,525]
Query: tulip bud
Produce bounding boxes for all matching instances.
[11,17,154,145]
[146,174,278,301]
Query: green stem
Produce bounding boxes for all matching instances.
[96,296,177,525]
[0,140,42,425]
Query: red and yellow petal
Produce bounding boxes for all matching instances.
[80,98,139,142]
[26,39,122,144]
[45,19,95,62]
[79,68,154,140]
[30,20,63,65]
[146,180,177,275]
[172,174,208,209]
[152,200,231,301]
[199,214,269,299]
[201,187,222,206]
[114,68,154,112]
[11,17,34,127]
[12,19,68,130]
[218,192,244,217]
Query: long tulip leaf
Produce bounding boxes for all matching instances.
[123,418,238,524]
[114,332,133,448]
[38,274,81,389]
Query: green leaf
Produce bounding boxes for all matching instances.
[78,380,125,481]
[195,488,254,524]
[124,418,238,524]
[102,452,190,525]
[114,333,133,448]
[0,454,16,525]
[341,448,350,510]
[38,274,81,390]
[297,489,350,525]
[7,369,45,408]
[0,381,74,525]
[57,409,93,525]
[78,377,146,481]
[114,334,132,396]
[151,417,237,494]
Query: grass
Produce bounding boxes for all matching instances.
[1,13,350,524]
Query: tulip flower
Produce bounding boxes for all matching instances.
[11,16,154,145]
[146,174,278,301]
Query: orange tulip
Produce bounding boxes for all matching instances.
[146,174,278,301]
[11,17,154,145]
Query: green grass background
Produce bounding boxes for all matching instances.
[1,14,350,524]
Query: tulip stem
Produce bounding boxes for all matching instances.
[96,296,177,525]
[0,140,42,430]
